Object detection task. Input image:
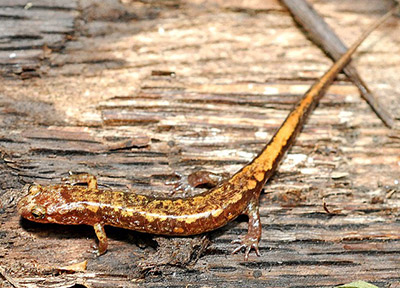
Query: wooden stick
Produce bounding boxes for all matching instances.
[0,266,21,288]
[281,0,396,128]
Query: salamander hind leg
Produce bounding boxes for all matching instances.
[231,196,262,261]
[93,223,108,256]
[167,170,229,195]
[62,172,98,190]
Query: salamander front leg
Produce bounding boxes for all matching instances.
[167,170,229,195]
[231,196,262,261]
[62,172,98,190]
[93,223,108,256]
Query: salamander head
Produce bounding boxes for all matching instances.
[17,184,85,224]
[18,184,61,223]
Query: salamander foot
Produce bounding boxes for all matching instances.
[167,171,229,196]
[231,195,262,260]
[92,223,108,256]
[91,244,104,257]
[231,234,261,261]
[166,172,196,195]
[62,172,98,190]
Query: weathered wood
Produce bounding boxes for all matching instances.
[0,0,399,287]
[281,0,396,128]
[0,0,78,78]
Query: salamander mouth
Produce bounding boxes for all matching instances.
[17,196,31,218]
[17,185,36,220]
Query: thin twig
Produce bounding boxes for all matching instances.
[0,266,21,288]
[281,0,396,128]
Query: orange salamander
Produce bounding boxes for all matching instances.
[17,8,396,260]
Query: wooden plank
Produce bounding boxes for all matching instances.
[0,0,78,77]
[0,0,399,287]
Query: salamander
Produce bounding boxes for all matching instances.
[17,8,396,260]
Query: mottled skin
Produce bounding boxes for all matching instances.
[17,9,395,260]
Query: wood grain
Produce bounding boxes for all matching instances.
[0,0,399,287]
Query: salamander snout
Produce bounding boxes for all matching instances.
[17,184,48,222]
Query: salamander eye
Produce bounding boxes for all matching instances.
[31,205,46,219]
[28,184,42,197]
[28,184,41,196]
